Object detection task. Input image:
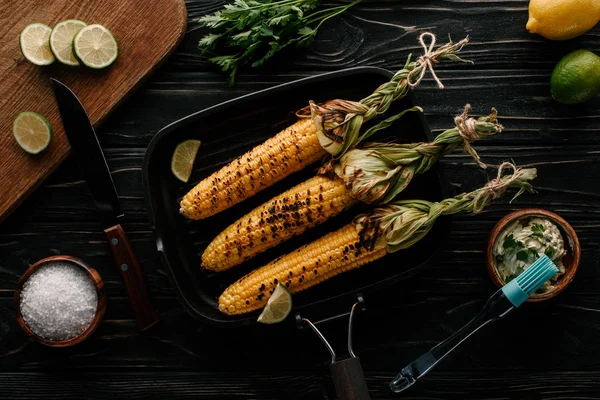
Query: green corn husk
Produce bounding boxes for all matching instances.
[336,105,503,204]
[296,32,471,157]
[355,162,537,253]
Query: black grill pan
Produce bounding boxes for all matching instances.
[143,67,451,327]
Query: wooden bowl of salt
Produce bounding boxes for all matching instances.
[14,255,106,347]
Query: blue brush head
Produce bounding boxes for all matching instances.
[501,255,559,307]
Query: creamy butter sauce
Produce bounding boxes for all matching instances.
[493,217,566,292]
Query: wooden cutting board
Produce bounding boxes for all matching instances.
[0,0,187,222]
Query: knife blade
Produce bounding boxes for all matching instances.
[51,78,160,331]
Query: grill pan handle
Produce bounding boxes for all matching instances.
[330,357,371,400]
[298,296,370,400]
[295,294,366,329]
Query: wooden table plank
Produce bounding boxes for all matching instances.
[0,370,600,399]
[2,0,600,398]
[2,292,600,371]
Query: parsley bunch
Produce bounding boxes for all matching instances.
[198,0,362,85]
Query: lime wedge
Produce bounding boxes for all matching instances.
[73,24,118,69]
[50,20,86,66]
[171,140,201,183]
[257,283,292,324]
[13,112,53,154]
[20,23,55,66]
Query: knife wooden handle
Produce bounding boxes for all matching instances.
[104,224,160,331]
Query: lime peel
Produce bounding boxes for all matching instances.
[73,24,119,69]
[20,23,55,66]
[50,20,87,66]
[551,49,600,105]
[257,283,292,324]
[13,112,53,154]
[171,139,201,183]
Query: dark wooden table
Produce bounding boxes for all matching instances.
[2,1,600,398]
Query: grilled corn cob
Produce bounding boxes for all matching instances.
[203,105,503,271]
[202,175,355,271]
[219,163,537,316]
[219,224,387,315]
[180,119,324,219]
[180,34,470,220]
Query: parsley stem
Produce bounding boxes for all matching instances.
[304,0,362,26]
[238,0,306,11]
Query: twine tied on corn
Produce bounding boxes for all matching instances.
[470,161,536,212]
[354,162,537,253]
[329,105,503,205]
[296,33,472,157]
[407,32,471,89]
[454,104,502,169]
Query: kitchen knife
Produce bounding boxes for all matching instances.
[51,78,160,331]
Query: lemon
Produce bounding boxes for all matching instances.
[13,112,53,154]
[551,50,600,104]
[257,283,292,324]
[171,140,201,183]
[526,0,600,40]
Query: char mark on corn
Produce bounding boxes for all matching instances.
[180,118,324,220]
[218,224,387,315]
[202,175,356,271]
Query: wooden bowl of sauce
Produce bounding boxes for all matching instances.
[14,255,106,347]
[486,208,581,301]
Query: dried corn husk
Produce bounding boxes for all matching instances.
[332,105,503,204]
[356,162,537,252]
[297,33,471,156]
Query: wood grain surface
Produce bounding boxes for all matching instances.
[0,0,187,222]
[2,0,600,399]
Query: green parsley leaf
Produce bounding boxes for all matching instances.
[516,250,529,262]
[530,223,545,238]
[528,248,540,260]
[232,30,252,43]
[197,0,362,85]
[503,234,525,251]
[199,34,222,49]
[269,14,293,25]
[199,13,227,28]
[298,26,315,35]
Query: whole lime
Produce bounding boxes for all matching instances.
[551,50,600,104]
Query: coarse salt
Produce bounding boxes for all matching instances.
[20,262,98,341]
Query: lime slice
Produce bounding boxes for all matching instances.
[171,140,201,183]
[73,24,118,69]
[13,112,53,154]
[257,283,292,324]
[50,20,86,66]
[20,23,55,66]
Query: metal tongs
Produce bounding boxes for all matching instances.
[299,299,370,400]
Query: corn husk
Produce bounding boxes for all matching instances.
[297,33,471,157]
[332,105,503,204]
[355,163,537,252]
